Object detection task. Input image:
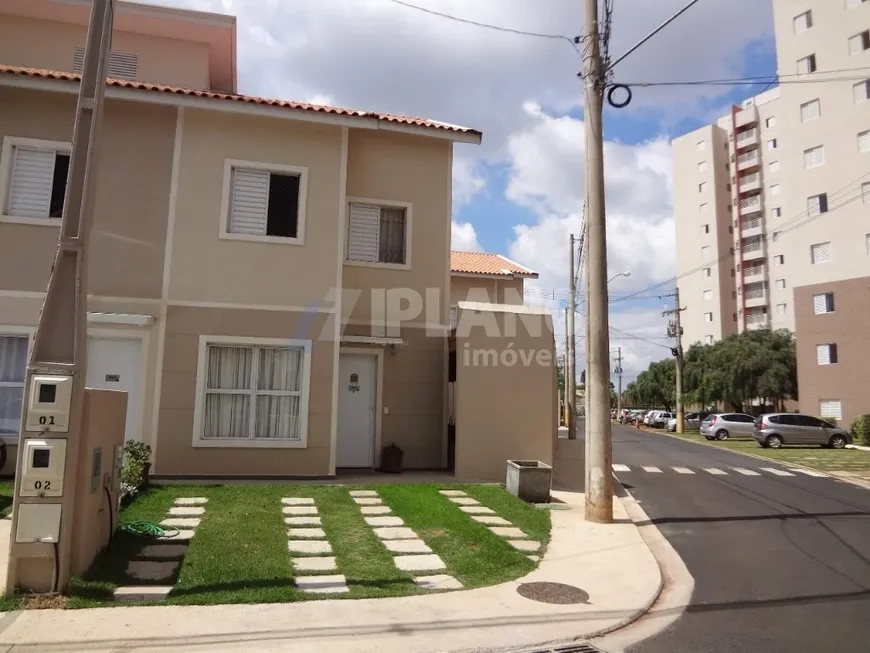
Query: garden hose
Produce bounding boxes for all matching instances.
[119,521,180,539]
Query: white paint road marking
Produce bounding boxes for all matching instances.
[790,468,828,477]
[642,466,663,473]
[613,464,631,472]
[673,467,695,474]
[733,468,761,476]
[704,468,728,475]
[761,467,795,477]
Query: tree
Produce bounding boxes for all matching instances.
[626,359,676,411]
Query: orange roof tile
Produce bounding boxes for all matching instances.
[450,251,538,278]
[0,65,481,138]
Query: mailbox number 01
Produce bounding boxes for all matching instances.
[33,480,52,491]
[38,416,56,426]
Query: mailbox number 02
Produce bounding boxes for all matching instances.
[33,480,52,491]
[38,416,56,426]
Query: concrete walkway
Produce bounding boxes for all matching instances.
[0,490,661,653]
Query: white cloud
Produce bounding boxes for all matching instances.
[452,155,486,213]
[451,221,482,251]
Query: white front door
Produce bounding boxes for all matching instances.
[337,353,376,468]
[87,337,142,442]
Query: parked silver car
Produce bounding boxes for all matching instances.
[753,413,853,449]
[667,412,712,432]
[699,413,756,440]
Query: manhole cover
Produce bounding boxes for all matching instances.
[516,581,590,604]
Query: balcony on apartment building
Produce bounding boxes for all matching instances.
[745,308,770,330]
[737,149,761,172]
[735,127,759,150]
[739,192,763,217]
[741,236,765,262]
[743,281,768,308]
[740,216,763,239]
[734,104,759,129]
[743,262,766,283]
[739,171,761,193]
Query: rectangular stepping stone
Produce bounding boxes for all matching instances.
[438,490,467,497]
[288,540,332,555]
[136,543,188,559]
[373,527,418,540]
[282,497,316,505]
[292,556,337,573]
[287,527,326,539]
[349,490,379,497]
[285,516,322,526]
[168,506,205,516]
[353,497,383,506]
[471,515,511,526]
[508,539,541,552]
[361,505,391,515]
[489,526,526,538]
[365,516,404,527]
[449,497,479,506]
[384,539,432,554]
[295,574,349,594]
[527,555,541,562]
[125,560,180,583]
[174,497,208,506]
[283,506,318,515]
[160,529,194,541]
[459,506,495,515]
[394,553,446,572]
[414,574,463,590]
[160,517,201,529]
[114,585,173,603]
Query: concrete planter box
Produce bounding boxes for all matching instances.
[506,460,552,504]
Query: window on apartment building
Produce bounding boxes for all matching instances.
[702,224,710,234]
[772,207,782,218]
[1,139,70,221]
[701,245,711,258]
[811,241,832,264]
[731,268,736,277]
[195,339,311,445]
[820,400,843,421]
[699,182,707,193]
[775,254,785,265]
[807,192,829,217]
[849,30,870,55]
[704,312,714,323]
[854,79,870,103]
[732,290,738,299]
[766,117,777,129]
[73,47,138,80]
[864,183,870,204]
[813,292,835,314]
[866,233,870,255]
[726,183,732,192]
[775,279,786,290]
[816,343,838,365]
[697,140,706,151]
[776,303,787,315]
[225,162,306,242]
[771,184,781,196]
[729,225,734,234]
[800,99,821,122]
[767,138,778,150]
[703,267,711,277]
[769,161,780,172]
[698,161,707,172]
[848,0,870,9]
[347,202,409,265]
[804,145,825,169]
[700,202,708,213]
[858,130,870,153]
[704,335,715,345]
[703,290,713,300]
[797,54,817,74]
[0,334,29,437]
[793,10,812,33]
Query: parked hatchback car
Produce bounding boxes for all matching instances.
[651,411,675,428]
[666,411,711,432]
[699,413,756,440]
[754,413,853,449]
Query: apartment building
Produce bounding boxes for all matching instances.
[0,0,482,476]
[674,0,870,425]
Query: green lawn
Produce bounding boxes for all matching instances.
[0,480,13,518]
[63,483,549,609]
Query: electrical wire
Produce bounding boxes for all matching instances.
[615,65,870,88]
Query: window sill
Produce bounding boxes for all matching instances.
[343,260,411,271]
[192,437,308,449]
[0,215,62,227]
[219,232,304,246]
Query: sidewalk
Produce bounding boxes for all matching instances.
[0,490,661,653]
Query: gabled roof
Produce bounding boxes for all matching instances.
[450,251,538,278]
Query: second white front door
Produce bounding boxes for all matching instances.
[86,337,142,442]
[337,353,377,468]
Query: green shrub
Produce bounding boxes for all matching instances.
[850,414,870,447]
[120,440,152,501]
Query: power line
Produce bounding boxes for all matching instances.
[616,64,870,88]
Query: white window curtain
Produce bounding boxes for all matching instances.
[0,335,29,436]
[204,346,252,439]
[255,347,302,440]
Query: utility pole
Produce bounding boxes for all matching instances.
[662,288,686,433]
[614,347,623,416]
[563,313,570,426]
[582,0,612,523]
[567,235,577,439]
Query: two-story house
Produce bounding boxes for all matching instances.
[0,0,481,477]
[448,251,538,327]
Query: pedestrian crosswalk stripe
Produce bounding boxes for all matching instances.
[733,467,761,476]
[790,468,827,477]
[642,466,662,473]
[704,468,727,475]
[761,467,794,477]
[673,467,694,474]
[613,464,631,472]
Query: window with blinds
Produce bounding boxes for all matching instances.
[854,80,870,104]
[810,241,831,264]
[816,344,838,365]
[346,203,408,265]
[820,400,842,421]
[701,245,711,258]
[793,10,812,33]
[767,138,777,150]
[848,31,870,56]
[704,335,714,345]
[697,141,706,151]
[703,267,711,277]
[698,182,707,193]
[769,161,780,172]
[73,47,138,80]
[858,130,870,154]
[804,145,825,169]
[807,193,828,217]
[704,312,713,323]
[813,292,834,314]
[772,207,781,218]
[864,183,870,204]
[703,290,713,301]
[776,303,786,315]
[3,144,70,219]
[700,203,708,214]
[796,54,816,74]
[848,0,869,8]
[227,167,303,241]
[800,99,820,122]
[698,161,707,172]
[771,184,781,196]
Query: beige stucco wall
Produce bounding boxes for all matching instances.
[449,275,525,307]
[0,15,211,90]
[453,309,557,482]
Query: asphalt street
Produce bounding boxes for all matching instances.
[600,422,870,653]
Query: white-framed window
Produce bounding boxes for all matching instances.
[698,161,707,172]
[701,245,711,259]
[808,193,828,217]
[864,183,870,203]
[775,279,786,290]
[858,130,870,153]
[704,335,714,345]
[776,303,787,315]
[0,137,71,224]
[793,10,812,33]
[703,289,713,301]
[192,336,312,448]
[704,312,713,323]
[811,241,832,264]
[0,332,30,440]
[700,202,709,214]
[772,207,782,218]
[775,254,784,265]
[699,182,707,193]
[800,99,821,122]
[849,30,870,55]
[697,140,706,151]
[804,145,825,169]
[220,159,308,245]
[702,224,710,234]
[767,138,778,150]
[703,267,711,277]
[766,117,777,129]
[816,343,838,365]
[771,184,781,196]
[73,47,138,80]
[346,200,411,267]
[813,292,835,314]
[820,400,842,421]
[769,161,780,172]
[854,79,870,103]
[797,54,817,74]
